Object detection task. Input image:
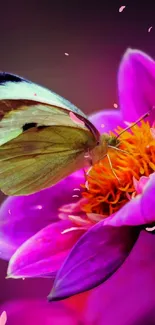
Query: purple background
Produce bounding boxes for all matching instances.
[0,0,155,318]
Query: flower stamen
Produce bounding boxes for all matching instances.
[81,121,155,219]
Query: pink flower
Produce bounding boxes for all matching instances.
[1,48,155,303]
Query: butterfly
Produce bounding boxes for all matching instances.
[0,73,149,196]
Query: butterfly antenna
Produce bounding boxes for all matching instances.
[108,110,152,163]
[116,110,150,139]
[105,110,151,182]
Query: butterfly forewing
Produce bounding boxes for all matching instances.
[0,73,100,145]
[0,73,87,117]
[0,100,89,145]
[0,73,99,195]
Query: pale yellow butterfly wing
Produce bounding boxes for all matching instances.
[0,73,99,195]
[0,125,96,195]
[0,99,90,146]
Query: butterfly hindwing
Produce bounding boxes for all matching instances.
[0,122,97,196]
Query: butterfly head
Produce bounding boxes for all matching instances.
[99,133,120,148]
[91,133,120,165]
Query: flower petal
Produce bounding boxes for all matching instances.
[0,172,84,260]
[133,175,149,194]
[84,230,155,325]
[0,300,82,325]
[0,311,7,325]
[48,223,139,301]
[104,172,155,227]
[0,239,16,261]
[89,109,125,134]
[7,220,86,278]
[118,48,155,123]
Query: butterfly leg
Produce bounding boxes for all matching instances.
[82,150,93,181]
[108,145,129,155]
[83,168,87,181]
[84,150,93,166]
[107,153,120,182]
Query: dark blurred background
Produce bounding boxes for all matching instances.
[0,0,155,309]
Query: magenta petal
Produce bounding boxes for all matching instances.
[0,172,84,260]
[140,172,155,224]
[104,173,155,227]
[118,48,155,123]
[84,231,155,325]
[0,300,82,325]
[0,239,16,260]
[48,223,139,301]
[7,220,85,278]
[89,109,125,134]
[104,196,143,227]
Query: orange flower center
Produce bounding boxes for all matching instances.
[81,121,155,218]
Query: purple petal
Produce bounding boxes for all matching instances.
[48,223,139,300]
[118,48,155,124]
[89,109,125,134]
[0,172,84,260]
[0,299,82,325]
[104,172,155,227]
[7,220,86,278]
[0,239,16,261]
[84,230,155,325]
